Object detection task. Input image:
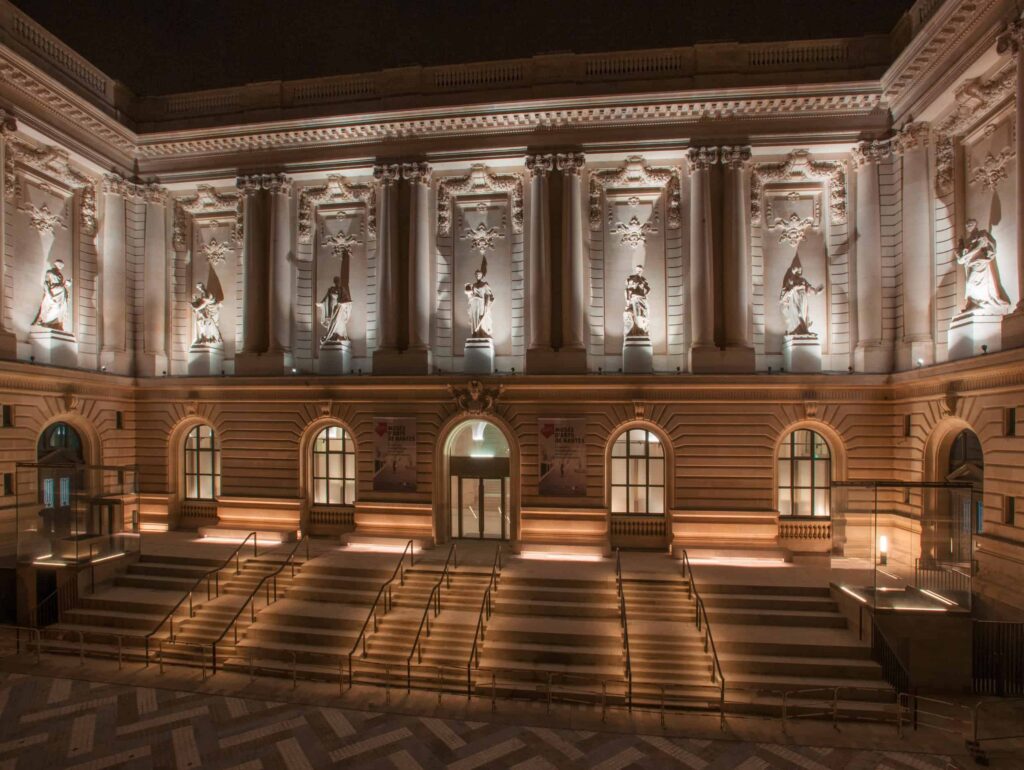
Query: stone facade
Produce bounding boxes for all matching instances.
[1,0,1023,615]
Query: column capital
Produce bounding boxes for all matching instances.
[526,153,554,177]
[555,152,585,175]
[401,161,432,185]
[686,146,719,173]
[0,109,16,136]
[891,122,930,154]
[719,145,751,170]
[852,140,891,168]
[236,174,264,196]
[102,173,134,197]
[373,163,401,186]
[263,173,292,195]
[997,18,1024,56]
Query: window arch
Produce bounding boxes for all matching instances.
[37,421,84,464]
[609,428,665,515]
[184,424,220,500]
[777,429,831,517]
[312,425,356,505]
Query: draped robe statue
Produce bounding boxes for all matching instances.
[464,267,495,339]
[623,265,651,337]
[958,220,1009,312]
[779,256,823,336]
[190,282,222,345]
[317,276,353,344]
[33,259,72,331]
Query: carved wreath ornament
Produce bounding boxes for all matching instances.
[461,223,505,256]
[773,212,814,248]
[323,230,362,259]
[449,380,502,414]
[611,215,657,249]
[200,237,230,266]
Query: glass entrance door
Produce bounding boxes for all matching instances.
[451,475,507,540]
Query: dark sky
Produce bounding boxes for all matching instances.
[12,0,915,96]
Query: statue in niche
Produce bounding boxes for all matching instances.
[623,264,651,337]
[957,220,1010,312]
[190,282,222,345]
[32,259,72,331]
[779,255,823,336]
[317,276,353,344]
[464,257,495,339]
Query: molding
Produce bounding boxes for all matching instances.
[588,154,681,231]
[5,134,97,233]
[172,184,242,252]
[297,175,376,245]
[751,149,847,226]
[435,163,524,236]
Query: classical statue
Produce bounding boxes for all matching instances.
[317,276,353,344]
[779,256,823,335]
[623,264,651,337]
[190,282,222,345]
[464,260,495,339]
[32,259,72,331]
[957,220,1009,312]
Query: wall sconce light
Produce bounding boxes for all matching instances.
[981,345,988,354]
[878,535,889,566]
[916,358,924,368]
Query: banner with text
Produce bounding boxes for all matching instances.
[538,418,587,496]
[373,417,418,492]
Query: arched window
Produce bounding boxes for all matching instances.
[37,422,84,464]
[777,429,831,517]
[610,428,665,515]
[184,425,220,500]
[312,425,356,505]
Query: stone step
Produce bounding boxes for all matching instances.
[492,600,619,619]
[707,608,848,628]
[719,653,883,680]
[61,608,165,631]
[479,640,623,667]
[702,594,838,612]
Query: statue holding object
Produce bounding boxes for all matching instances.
[957,220,1009,312]
[779,255,823,336]
[623,264,651,337]
[464,257,495,339]
[190,282,222,345]
[33,259,72,331]
[317,276,353,344]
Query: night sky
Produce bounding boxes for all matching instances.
[12,0,915,96]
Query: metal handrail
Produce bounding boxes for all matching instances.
[681,550,726,713]
[466,543,502,696]
[615,548,632,709]
[347,539,414,685]
[144,531,258,661]
[971,696,1024,744]
[209,534,310,673]
[0,624,42,663]
[407,543,457,690]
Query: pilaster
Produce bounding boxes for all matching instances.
[852,140,893,372]
[525,153,559,372]
[720,145,755,372]
[371,162,412,374]
[99,175,130,373]
[687,146,719,373]
[997,20,1024,349]
[556,151,587,372]
[139,184,169,377]
[0,112,18,359]
[402,161,433,373]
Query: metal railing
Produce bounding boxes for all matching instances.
[773,685,897,732]
[680,550,726,716]
[896,692,970,738]
[29,578,80,628]
[209,535,310,673]
[871,622,911,695]
[973,620,1024,696]
[347,539,414,686]
[614,548,632,710]
[466,544,502,696]
[407,543,457,690]
[144,531,258,661]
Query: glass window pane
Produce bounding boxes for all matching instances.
[629,429,646,445]
[795,489,812,517]
[777,459,791,487]
[611,458,627,485]
[328,453,342,480]
[612,436,628,457]
[314,480,326,504]
[328,480,342,505]
[795,459,812,488]
[814,460,829,488]
[649,459,664,485]
[778,488,791,516]
[814,433,830,458]
[794,431,811,458]
[200,453,212,475]
[611,486,627,514]
[778,437,791,458]
[648,486,664,514]
[199,476,212,500]
[344,453,355,480]
[632,459,646,486]
[345,480,356,504]
[648,434,663,457]
[814,490,829,518]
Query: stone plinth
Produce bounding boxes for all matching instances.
[318,339,351,375]
[29,328,78,367]
[689,345,755,374]
[464,337,494,375]
[948,310,1003,361]
[782,333,822,373]
[854,341,893,373]
[1000,307,1024,351]
[0,330,16,360]
[188,343,224,376]
[622,335,653,374]
[234,350,291,376]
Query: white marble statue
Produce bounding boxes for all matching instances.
[779,256,823,336]
[623,264,651,337]
[32,259,73,331]
[317,276,353,344]
[958,220,1009,312]
[190,282,222,345]
[464,261,495,339]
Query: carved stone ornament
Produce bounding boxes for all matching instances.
[526,154,554,178]
[686,146,719,173]
[20,201,66,234]
[4,136,97,235]
[611,215,657,249]
[173,185,242,252]
[186,400,198,416]
[751,150,847,226]
[555,152,585,176]
[969,148,1016,190]
[632,401,645,421]
[940,386,959,417]
[720,145,752,170]
[997,18,1024,57]
[933,63,1017,196]
[891,122,930,155]
[590,155,681,232]
[449,380,502,414]
[803,399,818,420]
[773,212,814,249]
[322,229,363,259]
[298,175,376,245]
[63,392,78,413]
[102,173,167,203]
[199,237,230,266]
[851,140,891,168]
[437,164,524,236]
[373,163,401,187]
[319,400,332,417]
[461,222,505,256]
[401,161,432,185]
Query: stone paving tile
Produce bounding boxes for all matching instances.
[0,671,967,769]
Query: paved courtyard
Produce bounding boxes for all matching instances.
[0,669,975,769]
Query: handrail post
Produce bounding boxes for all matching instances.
[339,659,344,697]
[661,685,666,728]
[491,671,496,712]
[385,664,391,705]
[158,640,164,674]
[78,630,84,664]
[602,681,607,722]
[117,636,122,671]
[546,671,552,713]
[291,651,297,689]
[832,687,839,729]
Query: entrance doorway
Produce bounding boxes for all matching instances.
[446,420,510,541]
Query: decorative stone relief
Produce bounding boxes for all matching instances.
[173,185,242,252]
[891,122,930,155]
[436,164,523,236]
[19,201,66,234]
[772,212,814,248]
[968,148,1015,190]
[5,137,97,234]
[751,150,847,226]
[449,380,502,414]
[461,222,505,256]
[322,230,362,260]
[611,215,657,249]
[589,155,681,231]
[297,175,375,244]
[199,237,230,266]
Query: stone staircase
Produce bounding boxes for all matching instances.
[699,582,896,719]
[620,572,723,710]
[473,559,627,702]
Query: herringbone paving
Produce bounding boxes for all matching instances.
[0,670,966,769]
